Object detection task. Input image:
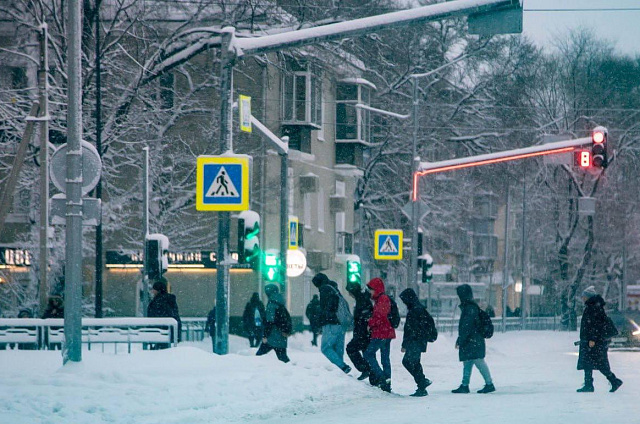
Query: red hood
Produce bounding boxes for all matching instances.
[367,278,385,300]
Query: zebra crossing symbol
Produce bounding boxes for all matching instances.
[196,155,250,211]
[374,229,403,260]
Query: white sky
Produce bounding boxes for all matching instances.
[523,0,640,56]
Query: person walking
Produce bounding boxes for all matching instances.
[147,278,182,349]
[451,284,495,394]
[346,282,372,381]
[256,284,291,363]
[312,273,351,373]
[205,306,216,352]
[363,277,395,392]
[243,293,266,348]
[576,286,623,393]
[305,295,322,347]
[399,288,435,397]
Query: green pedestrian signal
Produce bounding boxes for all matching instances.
[238,210,260,267]
[263,250,281,283]
[346,260,362,285]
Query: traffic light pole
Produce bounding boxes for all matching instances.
[280,152,289,305]
[409,79,420,294]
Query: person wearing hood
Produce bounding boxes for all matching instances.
[256,284,291,363]
[147,278,182,349]
[576,286,623,392]
[452,284,495,394]
[243,292,266,348]
[399,288,434,397]
[305,295,322,347]
[346,282,373,381]
[363,277,395,392]
[312,273,351,373]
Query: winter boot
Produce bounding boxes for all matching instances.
[424,378,433,388]
[357,371,370,381]
[577,384,594,393]
[609,378,623,393]
[451,385,470,394]
[410,388,428,397]
[477,384,496,394]
[341,364,352,374]
[380,378,392,393]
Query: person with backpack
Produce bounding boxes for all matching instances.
[243,292,266,348]
[576,286,623,393]
[312,273,352,373]
[363,277,396,392]
[256,284,291,363]
[452,284,495,394]
[399,288,436,397]
[346,282,373,381]
[305,295,322,347]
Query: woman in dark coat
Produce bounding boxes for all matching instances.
[400,288,434,397]
[147,279,182,349]
[577,286,623,392]
[243,293,266,347]
[452,284,495,394]
[256,284,291,363]
[305,295,322,346]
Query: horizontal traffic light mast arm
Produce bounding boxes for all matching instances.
[250,115,288,154]
[413,136,591,201]
[235,0,520,56]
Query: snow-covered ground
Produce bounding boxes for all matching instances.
[1,330,638,424]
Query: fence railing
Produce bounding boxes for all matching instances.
[0,318,178,353]
[434,316,562,335]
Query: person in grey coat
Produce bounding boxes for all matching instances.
[451,284,495,394]
[256,284,291,363]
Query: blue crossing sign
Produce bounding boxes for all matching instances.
[374,229,403,260]
[196,155,250,211]
[288,217,299,249]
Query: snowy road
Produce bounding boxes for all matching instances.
[1,331,638,424]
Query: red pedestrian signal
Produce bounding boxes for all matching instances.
[574,150,591,168]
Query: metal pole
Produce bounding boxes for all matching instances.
[94,0,103,318]
[409,78,420,294]
[141,146,150,316]
[214,29,235,355]
[280,152,289,306]
[520,168,526,329]
[64,0,84,364]
[38,24,50,316]
[501,183,510,332]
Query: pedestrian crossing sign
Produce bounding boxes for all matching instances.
[288,217,299,250]
[196,155,250,211]
[374,229,403,260]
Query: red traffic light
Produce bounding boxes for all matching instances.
[592,131,605,143]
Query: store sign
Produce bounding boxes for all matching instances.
[106,251,218,269]
[0,248,32,266]
[287,249,307,277]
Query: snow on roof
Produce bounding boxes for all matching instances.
[338,78,377,90]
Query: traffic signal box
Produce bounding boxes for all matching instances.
[591,126,608,168]
[238,210,260,268]
[262,250,281,283]
[145,235,169,281]
[346,260,362,285]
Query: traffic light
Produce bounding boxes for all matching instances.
[573,150,591,168]
[238,210,260,267]
[262,249,281,283]
[346,259,362,285]
[420,253,433,283]
[591,126,608,168]
[145,234,169,280]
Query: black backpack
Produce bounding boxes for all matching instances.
[478,307,494,339]
[388,297,401,329]
[424,310,438,343]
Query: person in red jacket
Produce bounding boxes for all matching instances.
[363,277,396,392]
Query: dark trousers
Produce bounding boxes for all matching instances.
[346,337,370,373]
[584,367,617,385]
[247,327,263,348]
[256,342,290,363]
[402,349,428,389]
[311,326,321,346]
[364,339,391,384]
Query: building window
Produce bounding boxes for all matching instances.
[281,63,322,128]
[318,187,325,233]
[335,79,375,143]
[304,193,312,230]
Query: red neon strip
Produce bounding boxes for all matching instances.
[411,147,575,202]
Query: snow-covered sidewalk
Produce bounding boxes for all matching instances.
[0,331,637,424]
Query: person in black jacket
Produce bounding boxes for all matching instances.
[256,284,291,363]
[346,282,372,381]
[452,284,495,394]
[399,288,434,397]
[147,278,182,349]
[243,293,266,347]
[576,286,623,393]
[305,295,322,346]
[205,306,216,352]
[312,273,351,373]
